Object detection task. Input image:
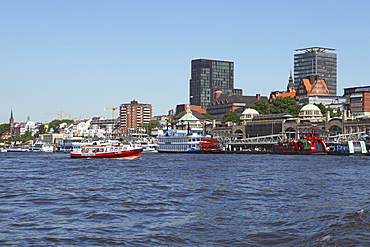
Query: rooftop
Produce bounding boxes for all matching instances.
[295,47,336,53]
[300,104,321,111]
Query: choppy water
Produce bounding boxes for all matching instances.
[0,152,369,246]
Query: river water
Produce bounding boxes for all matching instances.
[0,152,369,246]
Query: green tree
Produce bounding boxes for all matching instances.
[268,97,302,115]
[329,108,342,118]
[252,100,270,114]
[221,111,240,124]
[202,113,214,120]
[0,123,10,134]
[142,120,161,135]
[38,124,48,135]
[49,119,74,133]
[21,130,33,139]
[314,103,328,116]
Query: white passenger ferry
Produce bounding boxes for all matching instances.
[157,129,222,153]
[70,140,142,159]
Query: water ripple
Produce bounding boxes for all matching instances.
[1,152,370,246]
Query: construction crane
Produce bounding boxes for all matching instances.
[104,107,118,119]
[44,111,70,120]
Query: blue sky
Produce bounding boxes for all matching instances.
[1,0,369,124]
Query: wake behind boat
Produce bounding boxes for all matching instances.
[70,140,142,159]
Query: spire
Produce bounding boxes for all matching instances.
[186,104,192,113]
[9,110,14,124]
[287,70,295,92]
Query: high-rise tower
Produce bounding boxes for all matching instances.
[294,47,337,95]
[119,100,152,131]
[189,58,242,108]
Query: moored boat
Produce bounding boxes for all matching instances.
[70,140,142,159]
[328,141,367,155]
[60,137,86,152]
[274,129,329,154]
[30,143,54,152]
[141,144,159,153]
[199,138,223,153]
[7,146,30,152]
[157,129,222,153]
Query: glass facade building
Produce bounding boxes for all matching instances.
[294,47,337,96]
[189,59,242,108]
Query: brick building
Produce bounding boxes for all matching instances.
[344,86,370,116]
[119,100,152,130]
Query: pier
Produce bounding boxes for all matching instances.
[222,132,369,154]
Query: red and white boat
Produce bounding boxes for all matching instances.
[199,138,223,153]
[274,128,329,154]
[70,141,142,159]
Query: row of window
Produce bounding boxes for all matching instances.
[158,138,201,144]
[158,144,198,151]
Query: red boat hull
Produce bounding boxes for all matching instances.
[70,149,142,159]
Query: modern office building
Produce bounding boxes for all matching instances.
[294,47,337,96]
[344,86,370,116]
[119,100,152,130]
[189,58,242,108]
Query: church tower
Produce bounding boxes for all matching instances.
[9,110,14,124]
[9,110,15,137]
[287,70,295,92]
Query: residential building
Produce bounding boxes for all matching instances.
[294,47,337,95]
[1,131,11,139]
[189,58,242,108]
[73,119,91,137]
[119,100,152,131]
[153,115,170,129]
[91,117,118,136]
[344,86,370,116]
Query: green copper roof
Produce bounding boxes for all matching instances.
[242,108,259,115]
[300,104,321,111]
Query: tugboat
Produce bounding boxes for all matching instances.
[274,128,329,154]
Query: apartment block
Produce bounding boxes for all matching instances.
[119,100,152,130]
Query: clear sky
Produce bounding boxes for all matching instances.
[1,0,369,124]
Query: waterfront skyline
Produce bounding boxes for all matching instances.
[1,0,370,124]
